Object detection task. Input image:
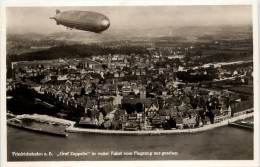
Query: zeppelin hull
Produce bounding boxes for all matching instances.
[51,10,110,33]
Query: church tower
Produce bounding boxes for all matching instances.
[108,54,112,68]
[140,86,146,99]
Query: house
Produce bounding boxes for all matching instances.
[122,85,131,94]
[121,97,158,113]
[229,94,241,102]
[103,120,112,129]
[124,121,139,131]
[165,97,182,106]
[168,55,185,59]
[203,117,211,125]
[113,92,123,106]
[150,114,162,127]
[140,70,146,75]
[104,109,116,121]
[145,59,150,65]
[101,104,114,115]
[158,68,164,74]
[111,120,121,130]
[119,72,125,78]
[114,109,127,121]
[136,70,141,76]
[177,105,189,117]
[77,117,99,128]
[85,108,100,118]
[159,109,171,120]
[175,117,183,129]
[220,103,228,114]
[183,117,196,128]
[211,109,222,123]
[169,106,178,118]
[128,114,137,120]
[146,103,159,116]
[99,97,114,108]
[162,90,168,96]
[228,100,253,117]
[114,72,119,78]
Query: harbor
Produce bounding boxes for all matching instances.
[228,120,254,130]
[7,113,71,137]
[7,121,68,137]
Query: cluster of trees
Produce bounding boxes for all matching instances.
[7,84,59,116]
[154,58,181,69]
[8,44,149,63]
[200,52,252,64]
[221,62,253,71]
[176,71,218,83]
[122,102,143,114]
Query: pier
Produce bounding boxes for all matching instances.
[228,121,253,130]
[7,121,68,137]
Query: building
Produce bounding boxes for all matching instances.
[228,100,253,117]
[175,117,183,129]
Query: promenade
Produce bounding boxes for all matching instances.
[65,112,254,135]
[10,112,253,135]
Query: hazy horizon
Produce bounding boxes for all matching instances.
[7,5,252,35]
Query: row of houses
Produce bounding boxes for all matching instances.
[77,96,253,130]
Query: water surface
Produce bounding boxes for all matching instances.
[7,125,253,161]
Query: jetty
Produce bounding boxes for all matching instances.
[7,119,68,137]
[229,121,253,130]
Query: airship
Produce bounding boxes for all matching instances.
[50,10,110,33]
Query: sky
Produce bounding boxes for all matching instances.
[6,5,252,34]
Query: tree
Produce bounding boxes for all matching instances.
[104,72,113,79]
[122,66,130,72]
[205,111,214,124]
[102,64,108,69]
[135,102,143,113]
[81,88,85,95]
[122,103,135,114]
[162,121,171,130]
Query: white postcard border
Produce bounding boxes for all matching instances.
[1,0,259,167]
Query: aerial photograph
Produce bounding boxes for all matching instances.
[5,4,255,162]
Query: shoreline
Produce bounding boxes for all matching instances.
[65,113,254,135]
[7,112,253,136]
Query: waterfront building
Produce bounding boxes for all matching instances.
[175,117,183,129]
[228,100,253,117]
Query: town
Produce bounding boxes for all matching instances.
[7,33,254,132]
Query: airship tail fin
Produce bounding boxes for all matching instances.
[56,9,61,14]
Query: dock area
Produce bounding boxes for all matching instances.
[7,114,72,137]
[229,120,253,130]
[7,120,68,137]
